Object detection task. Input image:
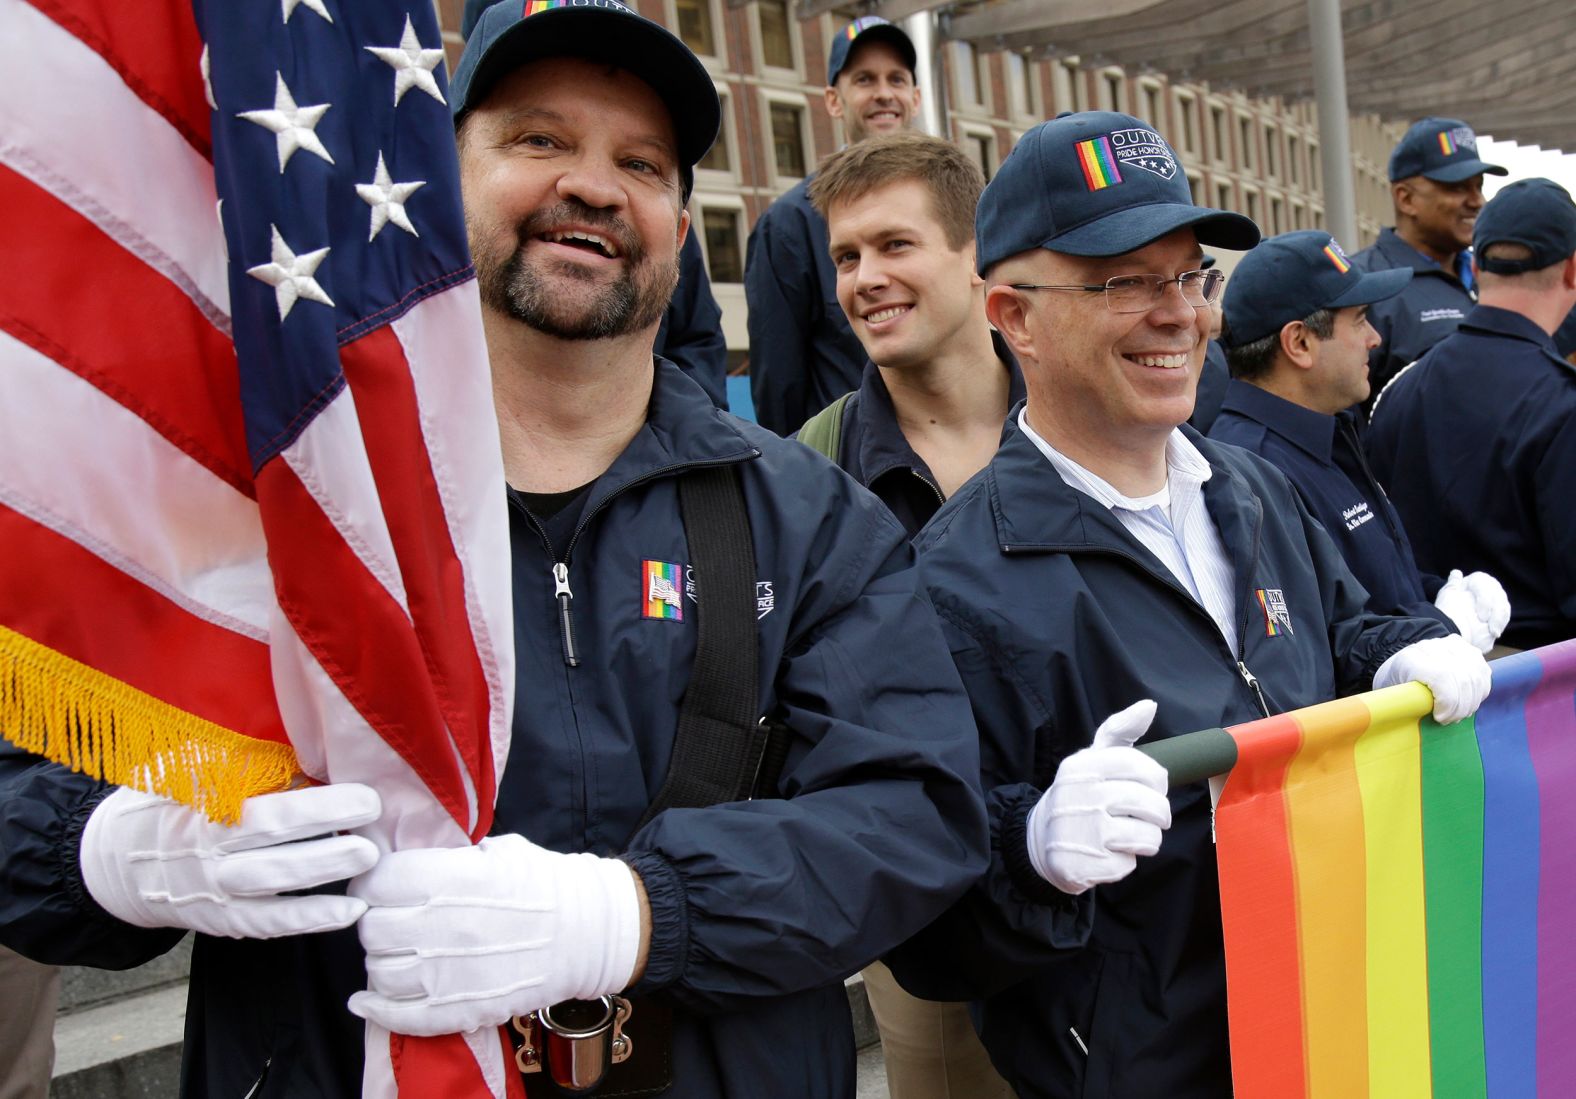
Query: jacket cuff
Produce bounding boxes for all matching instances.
[999,788,1080,910]
[622,851,689,994]
[59,786,117,923]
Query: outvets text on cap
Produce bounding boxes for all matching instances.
[1388,117,1507,184]
[1221,230,1411,349]
[974,111,1260,275]
[450,0,720,200]
[826,16,917,86]
[1473,178,1576,275]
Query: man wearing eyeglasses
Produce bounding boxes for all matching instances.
[893,112,1490,1098]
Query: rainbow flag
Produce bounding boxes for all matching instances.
[1322,243,1351,273]
[1438,131,1458,156]
[1075,136,1122,191]
[1213,639,1576,1098]
[643,559,684,621]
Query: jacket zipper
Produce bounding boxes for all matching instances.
[512,454,758,669]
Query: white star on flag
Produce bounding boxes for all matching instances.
[356,153,425,242]
[366,15,446,107]
[281,0,333,23]
[238,74,335,173]
[200,45,215,109]
[247,225,335,320]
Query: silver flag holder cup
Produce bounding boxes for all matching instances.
[512,995,633,1092]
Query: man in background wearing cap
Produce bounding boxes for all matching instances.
[0,5,987,1096]
[1209,230,1509,651]
[1350,117,1507,405]
[745,16,921,434]
[1369,179,1576,650]
[892,112,1490,1097]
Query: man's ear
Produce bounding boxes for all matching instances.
[676,207,691,251]
[986,284,1034,360]
[823,85,845,120]
[1278,320,1317,370]
[1393,180,1417,218]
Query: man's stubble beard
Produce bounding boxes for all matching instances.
[473,204,680,341]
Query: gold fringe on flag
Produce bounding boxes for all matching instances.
[0,625,299,824]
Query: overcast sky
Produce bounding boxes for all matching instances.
[1479,137,1576,198]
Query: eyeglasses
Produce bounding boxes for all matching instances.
[1008,269,1225,314]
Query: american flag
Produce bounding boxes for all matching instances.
[1,0,515,1093]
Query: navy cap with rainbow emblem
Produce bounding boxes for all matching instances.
[1388,117,1506,183]
[826,16,917,86]
[974,111,1260,275]
[450,0,720,200]
[1221,230,1411,349]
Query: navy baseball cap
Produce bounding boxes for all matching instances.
[974,112,1260,274]
[1473,178,1576,274]
[451,0,720,201]
[1221,231,1411,348]
[826,16,916,86]
[1388,117,1506,183]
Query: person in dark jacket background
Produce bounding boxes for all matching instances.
[1368,179,1576,652]
[896,111,1491,1099]
[745,16,920,434]
[1210,229,1510,651]
[800,132,1015,1099]
[1349,117,1506,408]
[0,6,988,1097]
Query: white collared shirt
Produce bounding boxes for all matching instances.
[1018,410,1241,657]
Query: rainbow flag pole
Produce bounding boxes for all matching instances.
[1139,640,1576,1098]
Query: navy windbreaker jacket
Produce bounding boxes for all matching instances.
[892,416,1445,1098]
[1367,305,1576,649]
[818,339,1024,539]
[744,176,867,435]
[1350,227,1477,404]
[0,363,988,1099]
[655,232,729,409]
[1209,380,1452,630]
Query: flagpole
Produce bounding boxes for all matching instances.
[1137,727,1240,786]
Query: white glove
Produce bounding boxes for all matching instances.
[348,834,641,1037]
[1025,700,1172,896]
[1434,570,1494,652]
[1434,569,1511,653]
[1373,634,1492,724]
[79,784,382,939]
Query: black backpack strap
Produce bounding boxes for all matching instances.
[636,465,776,831]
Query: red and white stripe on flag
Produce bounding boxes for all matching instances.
[0,0,515,1093]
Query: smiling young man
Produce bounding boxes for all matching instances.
[800,133,1021,536]
[894,112,1491,1098]
[1208,230,1509,650]
[796,133,1014,1099]
[0,5,988,1097]
[745,17,922,434]
[1349,117,1507,405]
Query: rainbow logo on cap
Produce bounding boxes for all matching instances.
[1076,136,1123,191]
[524,0,565,13]
[1437,131,1457,156]
[1323,240,1351,273]
[845,15,884,39]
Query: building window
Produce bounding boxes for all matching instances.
[1141,82,1162,129]
[1173,92,1198,154]
[1216,180,1234,212]
[1314,208,1325,229]
[1309,142,1321,191]
[1210,104,1227,162]
[1054,59,1084,113]
[769,101,807,178]
[1237,115,1254,170]
[1100,69,1125,112]
[674,0,717,58]
[1245,188,1261,225]
[700,205,744,283]
[963,127,997,181]
[1292,201,1306,229]
[756,0,795,71]
[698,87,733,175]
[1006,52,1035,120]
[1187,172,1204,206]
[1270,195,1284,234]
[1287,135,1301,185]
[1264,124,1278,178]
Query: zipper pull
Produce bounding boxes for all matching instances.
[1237,661,1270,718]
[553,562,580,667]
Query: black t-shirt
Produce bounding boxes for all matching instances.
[509,481,594,557]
